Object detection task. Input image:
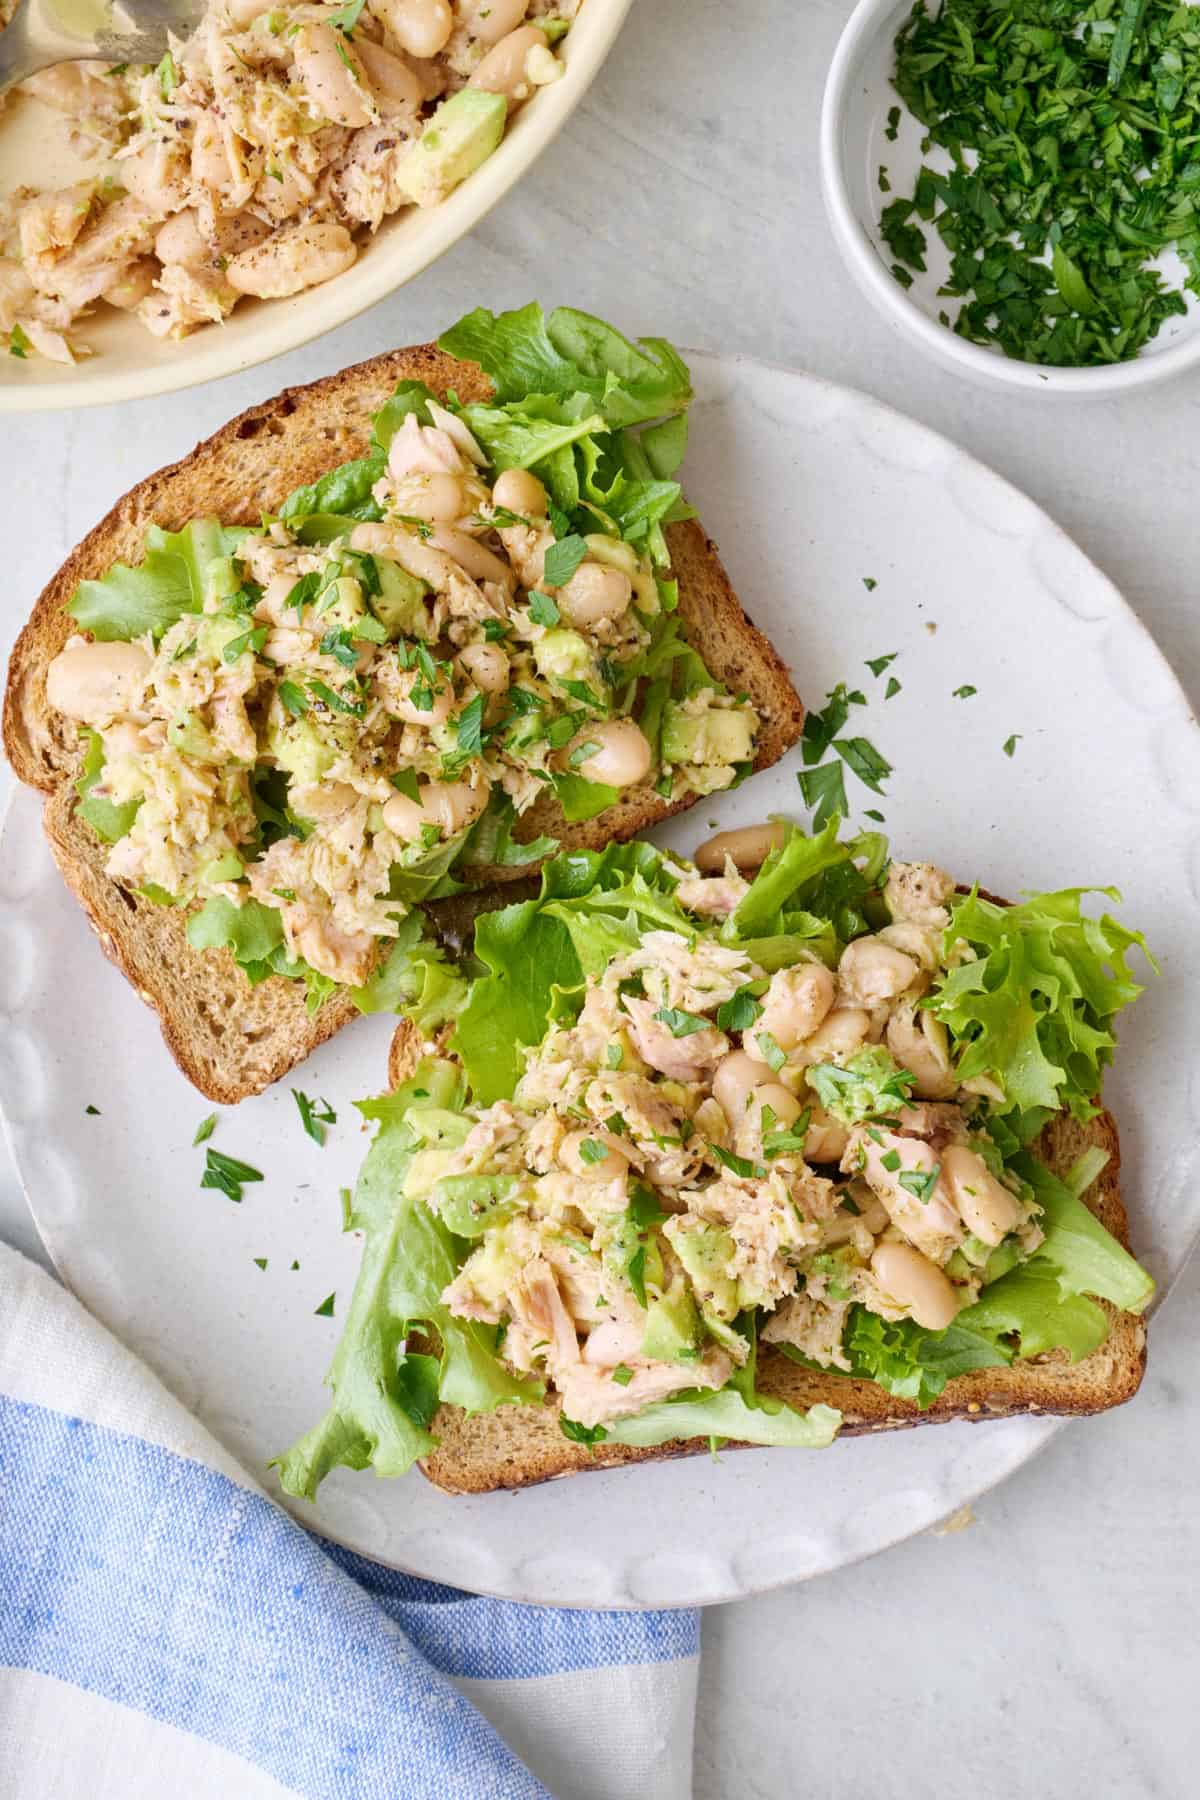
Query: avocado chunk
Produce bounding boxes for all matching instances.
[372,559,431,640]
[270,714,338,785]
[533,626,599,686]
[167,710,221,764]
[660,702,756,767]
[393,89,507,209]
[668,1218,739,1321]
[432,1174,520,1238]
[640,1276,703,1365]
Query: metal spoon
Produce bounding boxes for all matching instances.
[0,0,205,99]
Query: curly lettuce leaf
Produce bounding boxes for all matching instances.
[74,730,139,843]
[838,1307,1011,1409]
[438,303,692,425]
[604,1391,841,1450]
[274,1060,541,1500]
[725,817,856,945]
[931,887,1155,1136]
[351,911,470,1030]
[185,894,335,1011]
[370,380,436,449]
[67,519,247,641]
[1008,1153,1155,1315]
[451,840,683,1101]
[278,454,386,524]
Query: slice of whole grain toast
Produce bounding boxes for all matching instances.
[2,344,805,1104]
[385,1022,1146,1493]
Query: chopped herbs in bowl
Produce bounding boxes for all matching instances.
[821,0,1200,389]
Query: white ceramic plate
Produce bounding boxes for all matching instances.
[3,352,1198,1609]
[0,0,632,412]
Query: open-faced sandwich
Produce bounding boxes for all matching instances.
[275,818,1155,1498]
[2,304,804,1099]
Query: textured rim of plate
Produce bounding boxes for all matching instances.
[0,0,633,413]
[2,353,1197,1607]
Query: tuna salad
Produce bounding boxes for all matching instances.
[0,0,575,363]
[277,819,1155,1496]
[43,305,761,1000]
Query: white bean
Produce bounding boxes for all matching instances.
[397,471,464,522]
[940,1145,1022,1246]
[556,561,632,628]
[468,23,546,104]
[225,221,357,299]
[383,779,486,840]
[465,0,529,44]
[354,37,423,111]
[121,139,190,214]
[752,1084,803,1128]
[225,0,273,22]
[871,1241,960,1331]
[565,720,652,789]
[885,1004,956,1100]
[803,1005,870,1060]
[154,210,208,269]
[373,0,453,58]
[803,1100,849,1164]
[390,667,454,725]
[427,525,516,590]
[457,642,509,692]
[837,935,919,1007]
[293,23,374,127]
[46,641,151,725]
[559,1128,634,1181]
[492,467,547,517]
[759,962,836,1051]
[694,821,787,874]
[712,1048,773,1123]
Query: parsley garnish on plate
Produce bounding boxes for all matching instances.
[953,684,977,700]
[293,1090,336,1145]
[314,1292,336,1317]
[201,1148,263,1203]
[85,1104,100,1116]
[193,1113,217,1145]
[1003,733,1022,758]
[885,0,1200,365]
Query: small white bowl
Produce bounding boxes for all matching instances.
[820,0,1200,395]
[0,0,632,413]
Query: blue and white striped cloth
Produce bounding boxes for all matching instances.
[0,1241,699,1799]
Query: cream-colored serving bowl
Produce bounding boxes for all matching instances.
[0,0,632,412]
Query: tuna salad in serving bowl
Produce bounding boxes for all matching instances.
[0,0,631,404]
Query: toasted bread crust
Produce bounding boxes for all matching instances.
[385,1019,1146,1493]
[3,344,805,1101]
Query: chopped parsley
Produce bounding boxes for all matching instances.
[85,1104,100,1116]
[278,680,309,718]
[293,1089,336,1145]
[390,767,421,802]
[455,692,487,756]
[885,677,902,700]
[866,652,897,676]
[611,1364,634,1386]
[798,759,848,830]
[886,0,1200,365]
[716,985,763,1033]
[1003,734,1022,758]
[9,323,31,360]
[527,590,560,627]
[709,1144,766,1180]
[578,1137,608,1165]
[541,534,588,588]
[953,684,978,700]
[314,1292,336,1317]
[755,1030,786,1074]
[201,1148,263,1203]
[253,1257,268,1271]
[222,626,267,664]
[898,1164,941,1205]
[193,1113,218,1146]
[653,1005,713,1038]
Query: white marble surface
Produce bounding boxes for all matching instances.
[1,0,1197,1793]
